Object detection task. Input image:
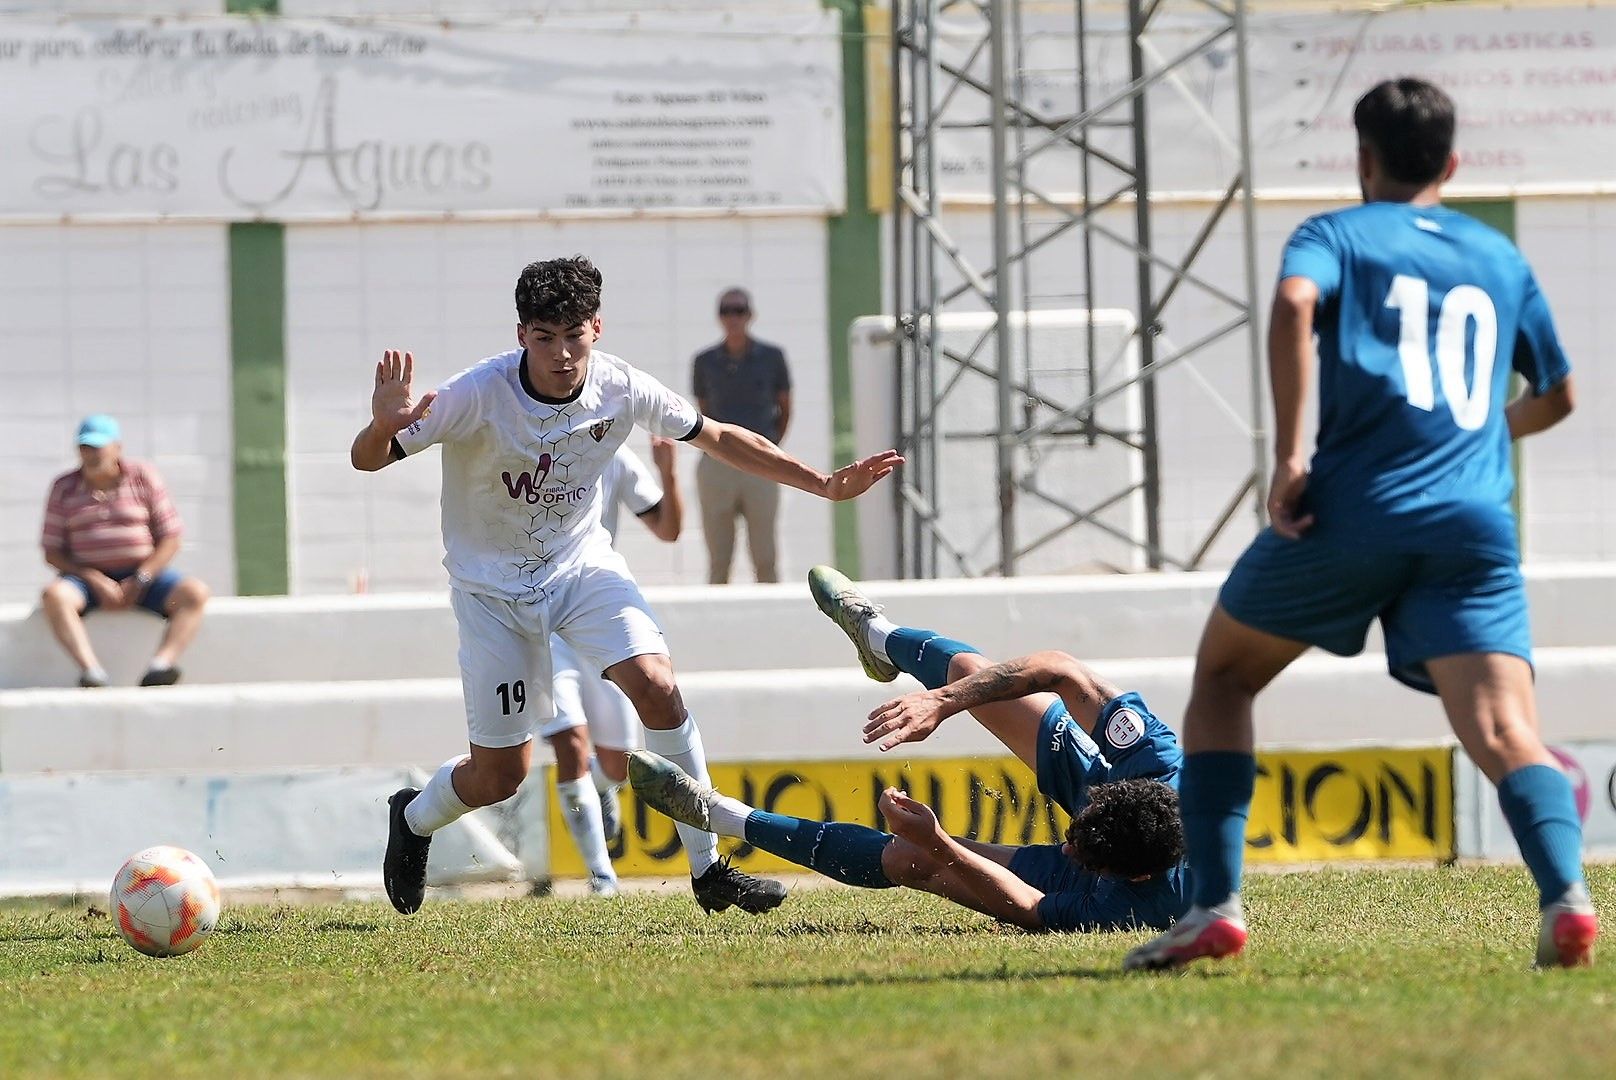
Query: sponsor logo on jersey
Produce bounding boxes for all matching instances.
[501,453,554,503]
[587,418,616,443]
[1106,707,1144,749]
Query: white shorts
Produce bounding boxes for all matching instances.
[450,553,667,749]
[539,636,643,749]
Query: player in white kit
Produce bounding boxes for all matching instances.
[351,256,901,915]
[544,438,682,897]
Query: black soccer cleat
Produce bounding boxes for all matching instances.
[383,787,432,915]
[691,857,788,915]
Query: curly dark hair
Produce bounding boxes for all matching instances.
[1065,778,1184,879]
[514,256,603,327]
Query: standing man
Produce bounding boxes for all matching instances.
[350,256,899,917]
[1124,80,1595,972]
[39,414,211,688]
[691,287,792,584]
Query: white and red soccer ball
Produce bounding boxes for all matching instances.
[110,846,221,958]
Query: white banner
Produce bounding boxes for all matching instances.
[931,2,1616,198]
[0,767,531,897]
[0,13,844,221]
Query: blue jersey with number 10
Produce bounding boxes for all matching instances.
[1281,202,1571,563]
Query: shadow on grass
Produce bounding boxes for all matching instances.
[752,965,1128,989]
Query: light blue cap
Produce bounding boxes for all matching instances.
[76,414,121,448]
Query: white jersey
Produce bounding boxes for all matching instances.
[394,349,698,600]
[599,445,664,543]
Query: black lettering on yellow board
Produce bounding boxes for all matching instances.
[546,749,1455,878]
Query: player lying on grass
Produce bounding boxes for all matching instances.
[628,567,1190,932]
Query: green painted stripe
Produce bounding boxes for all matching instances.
[824,0,882,576]
[229,222,289,595]
[226,0,278,13]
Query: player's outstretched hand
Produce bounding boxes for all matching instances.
[1267,457,1314,539]
[865,688,948,751]
[878,788,944,847]
[372,350,438,438]
[824,450,904,502]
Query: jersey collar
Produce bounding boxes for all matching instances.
[517,349,587,406]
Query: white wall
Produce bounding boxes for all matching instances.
[284,216,831,593]
[1515,198,1616,562]
[0,225,235,604]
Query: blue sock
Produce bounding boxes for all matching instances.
[1497,764,1585,907]
[743,810,896,888]
[1180,751,1257,909]
[883,628,979,690]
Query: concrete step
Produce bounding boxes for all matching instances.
[4,562,1615,689]
[5,647,1614,774]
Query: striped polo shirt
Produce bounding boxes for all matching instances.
[41,460,183,571]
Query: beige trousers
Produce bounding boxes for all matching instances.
[697,455,780,584]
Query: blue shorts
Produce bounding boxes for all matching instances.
[1034,692,1183,817]
[1220,529,1532,694]
[62,567,183,618]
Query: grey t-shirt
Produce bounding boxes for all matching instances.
[691,339,791,443]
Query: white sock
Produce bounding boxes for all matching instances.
[642,715,720,876]
[707,793,754,839]
[866,614,898,663]
[556,776,615,880]
[404,755,473,837]
[588,755,623,796]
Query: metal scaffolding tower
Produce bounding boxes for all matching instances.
[889,0,1267,578]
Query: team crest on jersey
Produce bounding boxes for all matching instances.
[1105,707,1145,749]
[587,418,616,443]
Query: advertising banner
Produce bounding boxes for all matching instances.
[923,2,1616,199]
[0,12,844,220]
[1468,743,1616,859]
[548,747,1456,878]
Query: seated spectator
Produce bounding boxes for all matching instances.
[39,414,210,687]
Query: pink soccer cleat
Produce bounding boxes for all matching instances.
[1123,899,1248,972]
[1536,886,1598,969]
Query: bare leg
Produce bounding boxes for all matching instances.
[1426,653,1554,782]
[41,581,100,673]
[943,652,1120,771]
[452,741,534,807]
[1181,606,1307,754]
[151,578,209,668]
[593,746,629,783]
[548,725,592,783]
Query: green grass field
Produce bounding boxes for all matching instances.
[2,865,1611,1079]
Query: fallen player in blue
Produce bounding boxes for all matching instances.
[628,567,1190,933]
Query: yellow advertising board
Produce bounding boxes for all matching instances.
[546,747,1454,878]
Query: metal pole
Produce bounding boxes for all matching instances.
[988,0,1017,576]
[922,0,943,577]
[1076,0,1098,447]
[1232,0,1269,530]
[1127,0,1163,570]
[891,0,912,577]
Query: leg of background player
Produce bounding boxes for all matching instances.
[548,725,616,890]
[1427,652,1595,965]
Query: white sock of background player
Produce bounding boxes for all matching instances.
[404,754,474,836]
[641,714,720,876]
[555,775,615,881]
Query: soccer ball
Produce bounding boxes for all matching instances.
[110,846,221,958]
